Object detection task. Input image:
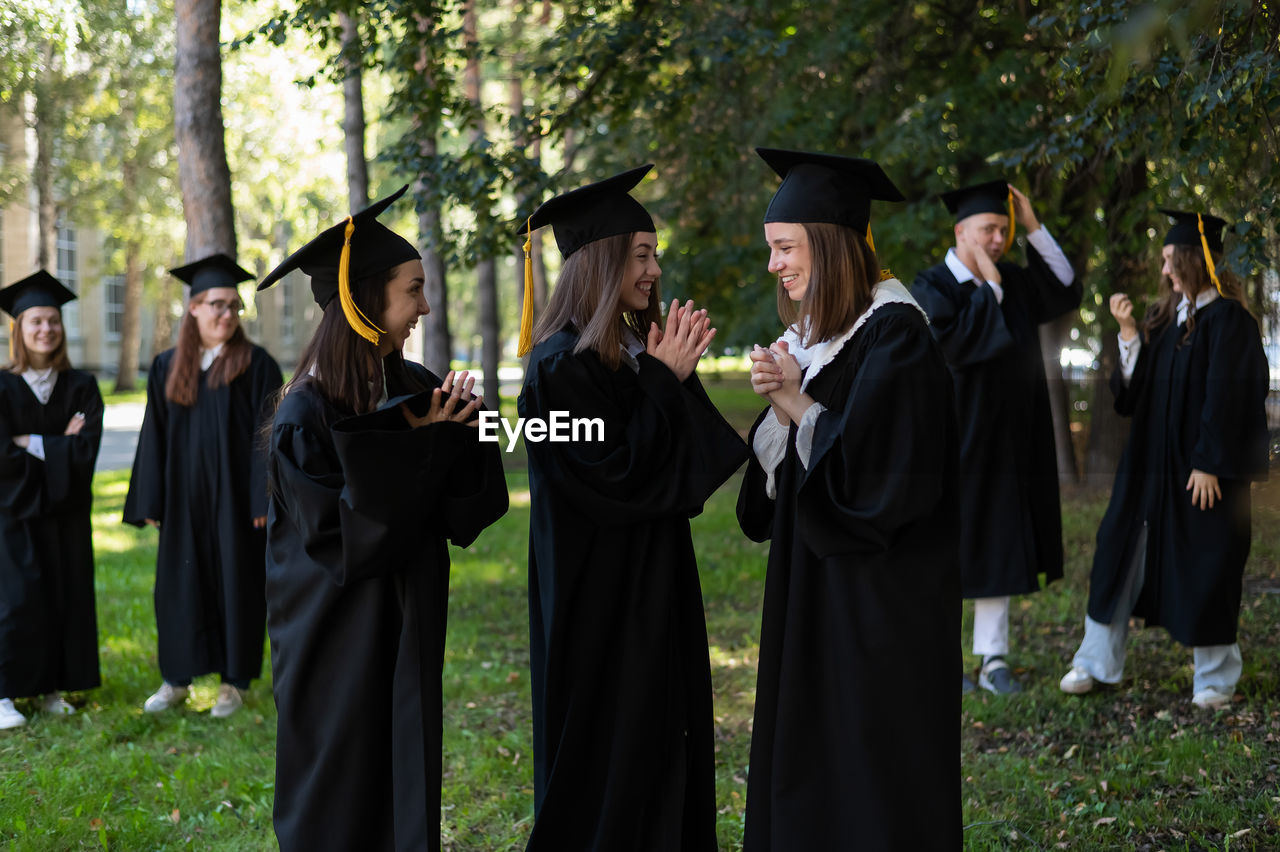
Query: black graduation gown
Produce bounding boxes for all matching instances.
[1087,298,1269,646]
[123,345,283,684]
[518,328,748,852]
[737,303,960,852]
[0,369,102,698]
[265,363,508,852]
[910,246,1081,597]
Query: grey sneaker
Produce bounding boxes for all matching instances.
[143,683,189,713]
[210,684,243,719]
[978,657,1022,694]
[0,698,26,730]
[41,693,75,715]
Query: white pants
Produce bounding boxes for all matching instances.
[1072,525,1242,695]
[972,596,1011,657]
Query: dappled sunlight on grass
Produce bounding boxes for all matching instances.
[90,527,147,554]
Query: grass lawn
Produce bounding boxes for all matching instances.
[2,378,1278,850]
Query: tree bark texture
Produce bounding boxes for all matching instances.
[465,0,501,403]
[174,0,236,260]
[339,11,369,213]
[417,139,451,376]
[33,41,58,272]
[115,150,142,391]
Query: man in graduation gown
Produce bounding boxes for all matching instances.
[123,255,283,715]
[1061,210,1270,709]
[517,167,748,850]
[911,180,1081,694]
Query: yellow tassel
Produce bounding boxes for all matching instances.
[337,217,386,345]
[867,223,894,282]
[1004,187,1016,255]
[517,217,535,357]
[1196,213,1223,296]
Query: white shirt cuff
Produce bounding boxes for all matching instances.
[1117,334,1141,385]
[1026,226,1075,285]
[25,434,46,461]
[986,279,1005,304]
[795,402,828,470]
[752,409,788,500]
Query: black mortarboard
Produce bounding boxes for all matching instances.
[1160,208,1227,253]
[168,253,255,297]
[520,165,656,260]
[939,179,1011,221]
[258,185,419,308]
[0,270,77,318]
[757,148,904,231]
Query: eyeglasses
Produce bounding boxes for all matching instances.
[202,299,244,316]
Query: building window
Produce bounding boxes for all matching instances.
[104,273,124,340]
[55,220,79,340]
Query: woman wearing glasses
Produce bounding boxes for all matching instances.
[124,254,283,719]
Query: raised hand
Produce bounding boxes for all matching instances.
[402,370,483,428]
[1008,185,1041,233]
[1109,293,1138,341]
[648,299,716,381]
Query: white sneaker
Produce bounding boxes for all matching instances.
[41,693,75,715]
[1192,689,1232,710]
[210,684,243,719]
[143,683,189,713]
[1059,666,1095,695]
[0,698,26,730]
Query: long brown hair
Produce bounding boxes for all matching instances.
[1141,245,1249,345]
[7,309,72,373]
[164,292,255,406]
[779,222,879,346]
[531,232,662,370]
[279,267,427,417]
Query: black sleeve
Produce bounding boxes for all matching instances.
[520,350,747,526]
[40,375,104,512]
[910,273,1015,368]
[271,393,508,587]
[736,407,777,543]
[248,350,285,519]
[1189,308,1271,481]
[123,354,169,526]
[796,314,957,557]
[1021,243,1083,323]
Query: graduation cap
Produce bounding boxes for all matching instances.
[258,185,420,346]
[515,165,656,356]
[758,148,904,236]
[1160,208,1228,295]
[168,253,255,297]
[939,179,1017,254]
[0,269,77,319]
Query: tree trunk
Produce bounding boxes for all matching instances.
[339,10,369,212]
[1039,313,1078,484]
[33,42,58,271]
[152,275,177,356]
[508,0,548,354]
[116,241,143,391]
[417,140,451,375]
[1083,157,1148,488]
[465,0,501,402]
[174,0,236,259]
[115,149,143,392]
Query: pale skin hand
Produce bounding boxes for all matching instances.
[1008,185,1042,233]
[1110,293,1138,342]
[401,370,483,429]
[647,299,716,382]
[1187,469,1222,510]
[749,344,791,427]
[965,228,1002,286]
[761,340,816,426]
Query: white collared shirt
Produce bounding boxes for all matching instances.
[1116,289,1219,383]
[19,367,58,460]
[944,226,1074,304]
[200,343,225,372]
